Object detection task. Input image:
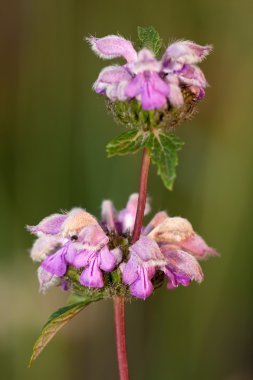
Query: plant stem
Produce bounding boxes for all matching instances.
[114,148,151,380]
[114,296,129,380]
[132,147,151,243]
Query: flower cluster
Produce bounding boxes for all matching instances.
[88,35,212,111]
[29,194,217,299]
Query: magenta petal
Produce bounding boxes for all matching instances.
[122,256,139,285]
[79,256,104,288]
[41,248,67,277]
[73,250,94,268]
[153,73,169,96]
[99,245,116,272]
[28,214,67,235]
[87,35,137,63]
[64,244,77,265]
[125,75,143,97]
[130,267,154,300]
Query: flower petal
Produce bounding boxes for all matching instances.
[94,65,131,86]
[37,267,60,293]
[143,211,168,235]
[79,256,104,288]
[162,40,212,65]
[117,193,150,234]
[27,214,67,235]
[168,83,184,108]
[61,208,98,237]
[101,199,117,232]
[73,250,94,268]
[180,234,218,258]
[130,235,166,265]
[110,247,123,265]
[64,243,78,265]
[148,217,194,244]
[78,224,109,250]
[178,64,207,88]
[87,35,137,63]
[121,256,139,285]
[130,48,161,74]
[41,247,67,277]
[99,245,116,272]
[30,235,63,262]
[129,266,154,299]
[162,249,204,285]
[125,74,143,98]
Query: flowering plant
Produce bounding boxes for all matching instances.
[28,27,216,380]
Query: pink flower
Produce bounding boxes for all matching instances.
[88,35,212,110]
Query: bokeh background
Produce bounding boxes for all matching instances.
[1,0,253,379]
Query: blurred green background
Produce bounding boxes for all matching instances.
[1,0,253,379]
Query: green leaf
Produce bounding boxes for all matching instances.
[146,131,184,190]
[29,294,103,367]
[137,26,163,56]
[106,129,149,157]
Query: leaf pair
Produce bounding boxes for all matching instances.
[106,129,184,190]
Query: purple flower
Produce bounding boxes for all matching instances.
[29,208,116,291]
[88,35,212,110]
[102,193,150,234]
[148,215,217,258]
[121,236,166,299]
[118,202,216,298]
[71,224,116,288]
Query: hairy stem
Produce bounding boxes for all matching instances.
[114,297,129,380]
[132,147,151,243]
[114,148,151,380]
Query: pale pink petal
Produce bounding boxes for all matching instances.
[148,217,194,244]
[61,208,98,237]
[78,224,109,250]
[110,247,123,265]
[143,211,168,235]
[180,234,218,258]
[27,214,67,235]
[163,40,212,65]
[30,235,63,262]
[87,35,137,63]
[37,267,60,294]
[101,200,117,232]
[117,193,150,234]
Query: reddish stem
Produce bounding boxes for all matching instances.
[132,147,151,243]
[114,297,129,380]
[114,148,151,380]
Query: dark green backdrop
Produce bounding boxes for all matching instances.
[1,0,253,379]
